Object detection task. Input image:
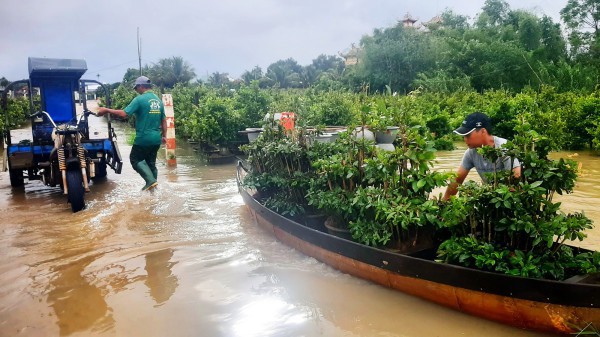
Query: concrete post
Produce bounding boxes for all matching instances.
[162,94,176,167]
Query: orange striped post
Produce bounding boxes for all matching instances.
[162,94,176,167]
[280,111,295,136]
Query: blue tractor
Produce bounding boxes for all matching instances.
[1,57,123,212]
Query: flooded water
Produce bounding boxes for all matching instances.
[1,116,598,337]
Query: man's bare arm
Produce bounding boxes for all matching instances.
[161,118,167,144]
[97,107,127,119]
[443,166,469,201]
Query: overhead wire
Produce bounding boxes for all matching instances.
[88,59,139,75]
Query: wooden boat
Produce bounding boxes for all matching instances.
[236,162,600,335]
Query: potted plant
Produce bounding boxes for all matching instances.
[242,124,304,197]
[306,123,450,250]
[305,131,377,239]
[363,99,399,144]
[436,116,599,280]
[344,127,450,251]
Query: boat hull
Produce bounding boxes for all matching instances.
[237,164,600,335]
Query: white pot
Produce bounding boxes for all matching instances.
[352,126,375,141]
[245,128,263,142]
[375,126,399,144]
[314,133,333,143]
[376,143,395,151]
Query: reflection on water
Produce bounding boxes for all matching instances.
[1,122,593,336]
[47,255,114,336]
[144,249,178,305]
[232,297,306,337]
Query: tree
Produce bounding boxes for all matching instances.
[234,81,271,127]
[306,54,345,87]
[477,0,510,28]
[311,54,345,75]
[561,0,600,63]
[537,16,567,63]
[424,2,569,92]
[439,10,470,31]
[265,58,303,88]
[354,24,436,93]
[122,67,150,83]
[241,66,263,85]
[207,72,231,88]
[300,65,319,88]
[147,56,196,89]
[507,10,543,51]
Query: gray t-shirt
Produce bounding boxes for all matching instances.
[460,136,521,183]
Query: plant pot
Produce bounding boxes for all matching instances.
[245,128,263,142]
[313,133,333,143]
[328,132,340,142]
[352,126,375,141]
[376,143,395,151]
[324,222,353,241]
[303,213,327,232]
[375,126,399,144]
[384,226,435,254]
[324,127,346,142]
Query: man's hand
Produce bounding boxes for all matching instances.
[162,136,167,145]
[442,166,470,201]
[97,107,109,117]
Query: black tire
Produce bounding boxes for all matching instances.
[66,169,85,212]
[9,169,24,188]
[92,160,107,181]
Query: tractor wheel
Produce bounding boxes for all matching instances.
[92,160,107,181]
[9,169,24,188]
[66,169,85,212]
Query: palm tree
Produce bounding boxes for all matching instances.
[207,72,230,88]
[241,66,263,85]
[265,58,302,88]
[148,57,196,89]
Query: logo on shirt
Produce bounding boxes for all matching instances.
[150,100,161,110]
[149,99,161,113]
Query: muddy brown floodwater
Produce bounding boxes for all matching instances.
[1,117,597,336]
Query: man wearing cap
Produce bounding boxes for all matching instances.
[97,76,166,191]
[442,111,521,201]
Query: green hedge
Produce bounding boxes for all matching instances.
[147,84,600,152]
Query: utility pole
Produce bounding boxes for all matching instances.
[137,27,142,76]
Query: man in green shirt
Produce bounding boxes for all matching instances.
[97,76,167,191]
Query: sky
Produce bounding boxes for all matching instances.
[0,0,567,84]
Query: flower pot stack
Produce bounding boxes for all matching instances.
[375,126,399,151]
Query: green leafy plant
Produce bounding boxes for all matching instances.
[306,116,451,249]
[437,115,598,280]
[0,97,29,131]
[241,122,314,218]
[361,98,396,132]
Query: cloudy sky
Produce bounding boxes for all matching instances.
[1,0,567,84]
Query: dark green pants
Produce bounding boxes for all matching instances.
[130,144,160,185]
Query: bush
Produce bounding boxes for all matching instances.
[0,97,29,131]
[436,118,598,280]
